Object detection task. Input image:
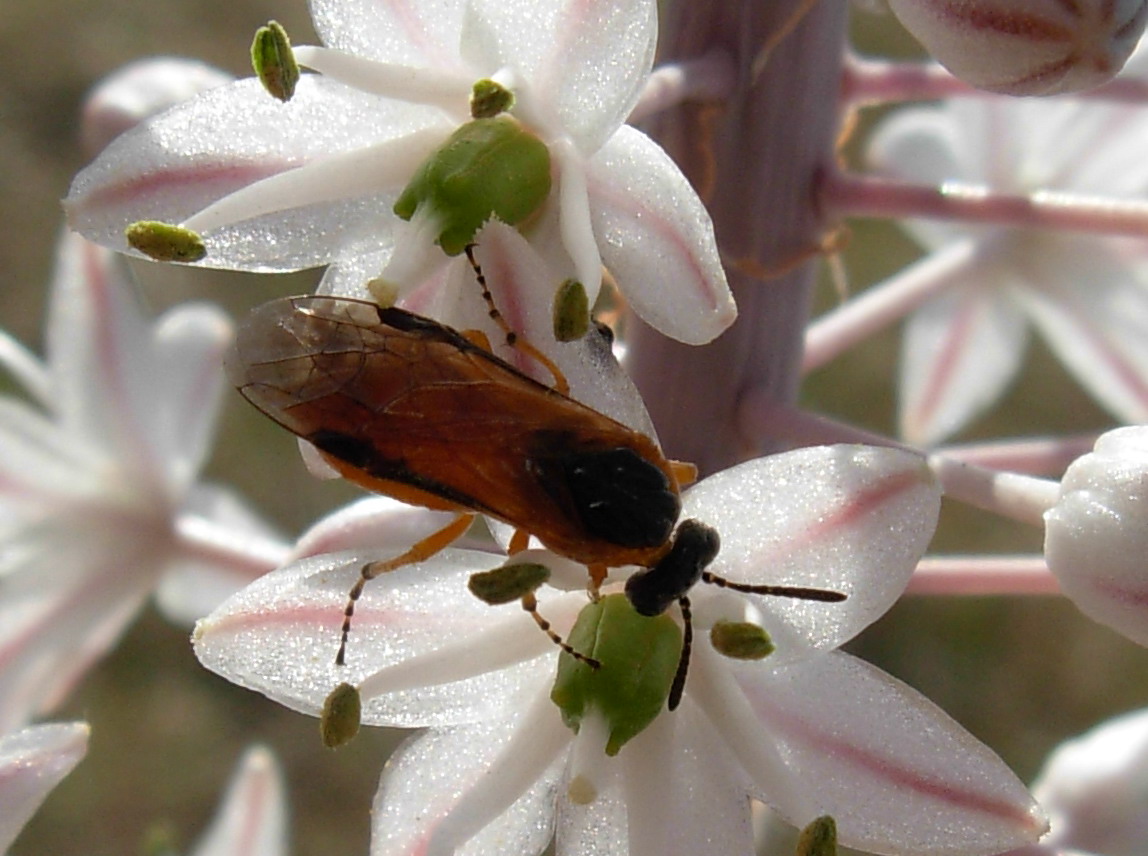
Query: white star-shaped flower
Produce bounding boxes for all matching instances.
[65,0,734,345]
[0,230,286,733]
[867,71,1148,445]
[195,445,1047,856]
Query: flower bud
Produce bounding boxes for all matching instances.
[884,0,1148,95]
[1044,427,1148,645]
[1031,707,1148,855]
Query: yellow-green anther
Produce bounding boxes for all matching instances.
[251,21,299,102]
[125,221,206,263]
[710,620,774,660]
[551,594,682,756]
[393,116,551,256]
[320,682,362,748]
[468,562,551,606]
[796,816,838,856]
[553,279,590,342]
[470,78,514,119]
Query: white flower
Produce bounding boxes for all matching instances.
[64,0,734,345]
[1044,426,1148,646]
[867,90,1148,445]
[0,230,286,733]
[195,445,1047,856]
[0,722,88,853]
[191,746,288,856]
[1031,707,1148,856]
[882,0,1148,95]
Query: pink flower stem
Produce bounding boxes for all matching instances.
[906,555,1059,595]
[842,53,977,106]
[843,52,1148,107]
[824,169,1148,239]
[928,454,1060,527]
[630,50,738,124]
[736,397,910,452]
[173,513,289,581]
[803,236,983,373]
[935,434,1100,476]
[627,0,848,474]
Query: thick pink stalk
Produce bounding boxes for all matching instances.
[626,1,847,474]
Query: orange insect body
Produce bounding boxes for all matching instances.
[228,296,683,568]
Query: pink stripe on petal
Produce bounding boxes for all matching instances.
[781,468,926,557]
[1088,575,1148,608]
[753,691,1044,832]
[588,179,720,313]
[908,290,984,441]
[73,160,299,213]
[932,0,1079,40]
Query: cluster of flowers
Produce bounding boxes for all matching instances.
[5,0,1148,854]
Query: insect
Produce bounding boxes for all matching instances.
[228,258,844,707]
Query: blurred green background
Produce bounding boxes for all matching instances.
[2,2,1146,854]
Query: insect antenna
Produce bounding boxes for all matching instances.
[521,590,601,669]
[469,561,600,668]
[668,595,693,711]
[699,572,848,603]
[463,243,570,395]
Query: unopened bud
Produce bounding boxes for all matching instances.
[885,0,1148,95]
[1044,427,1148,645]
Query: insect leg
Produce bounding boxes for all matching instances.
[463,243,570,395]
[669,460,699,488]
[337,512,476,665]
[587,563,607,600]
[507,528,531,555]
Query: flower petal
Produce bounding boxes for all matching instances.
[193,549,558,727]
[0,401,103,508]
[0,722,89,853]
[44,234,160,473]
[189,746,287,856]
[899,275,1029,446]
[1015,242,1148,424]
[309,0,471,71]
[463,0,656,152]
[428,222,660,436]
[371,696,567,856]
[0,521,160,732]
[734,651,1047,856]
[66,76,441,268]
[683,446,940,659]
[619,704,755,856]
[1031,707,1148,855]
[290,496,480,561]
[155,483,289,625]
[586,126,735,344]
